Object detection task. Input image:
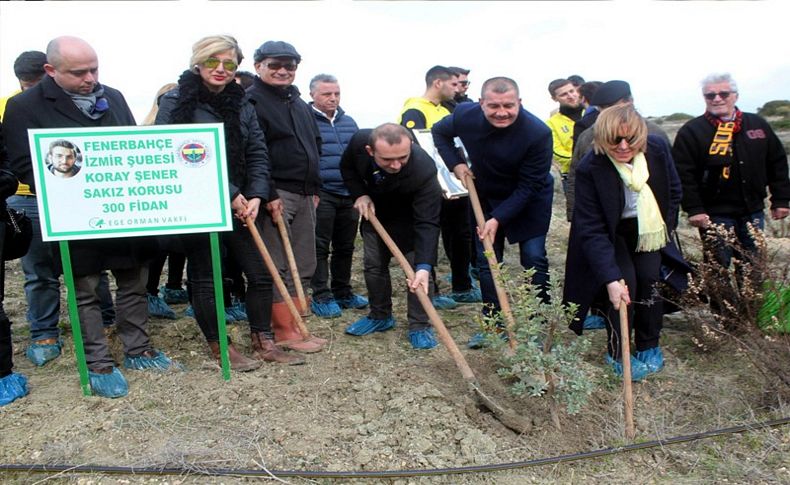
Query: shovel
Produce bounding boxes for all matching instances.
[463,173,517,352]
[367,212,531,434]
[245,215,325,349]
[618,280,636,439]
[273,212,308,315]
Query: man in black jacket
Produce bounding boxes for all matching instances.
[672,72,790,267]
[247,40,326,353]
[3,36,179,398]
[340,124,442,349]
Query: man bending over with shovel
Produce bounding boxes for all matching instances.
[340,123,442,349]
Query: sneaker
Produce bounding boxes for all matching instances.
[345,315,396,336]
[160,286,189,304]
[88,367,129,398]
[409,328,438,349]
[635,347,664,374]
[336,294,369,310]
[124,349,184,371]
[0,373,29,406]
[605,354,649,381]
[183,305,195,318]
[582,314,607,330]
[147,294,177,320]
[311,299,342,318]
[26,338,62,367]
[432,295,458,310]
[450,288,482,303]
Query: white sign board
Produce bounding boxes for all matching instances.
[412,129,469,200]
[28,124,233,241]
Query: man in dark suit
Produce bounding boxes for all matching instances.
[432,77,553,347]
[3,36,179,398]
[340,123,442,349]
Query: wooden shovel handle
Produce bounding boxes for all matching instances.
[463,173,517,352]
[618,279,635,440]
[367,213,477,383]
[273,212,308,313]
[245,216,310,339]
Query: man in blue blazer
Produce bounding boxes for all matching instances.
[432,77,553,346]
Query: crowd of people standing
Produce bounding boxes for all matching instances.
[0,34,787,406]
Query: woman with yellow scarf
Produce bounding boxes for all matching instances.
[563,104,682,380]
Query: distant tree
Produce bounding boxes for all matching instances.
[757,100,790,117]
[664,112,694,122]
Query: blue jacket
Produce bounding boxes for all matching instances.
[432,102,554,243]
[563,136,682,334]
[311,104,358,196]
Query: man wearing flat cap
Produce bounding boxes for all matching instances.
[0,50,47,120]
[246,40,326,353]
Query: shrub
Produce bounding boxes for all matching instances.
[757,100,790,117]
[483,269,597,422]
[664,112,694,122]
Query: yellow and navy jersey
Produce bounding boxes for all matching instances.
[545,112,575,173]
[399,97,450,130]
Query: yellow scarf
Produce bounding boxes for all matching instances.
[609,152,668,252]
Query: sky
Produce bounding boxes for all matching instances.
[1,1,789,128]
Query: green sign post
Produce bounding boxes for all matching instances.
[28,124,235,393]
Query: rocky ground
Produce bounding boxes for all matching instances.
[0,127,789,483]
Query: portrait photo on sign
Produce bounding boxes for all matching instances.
[46,139,82,179]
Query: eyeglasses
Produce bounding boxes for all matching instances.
[458,80,470,86]
[265,61,298,72]
[704,91,735,100]
[612,135,637,145]
[202,58,238,72]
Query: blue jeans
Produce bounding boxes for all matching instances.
[7,195,60,341]
[8,195,116,340]
[475,231,550,317]
[703,211,765,268]
[310,190,359,302]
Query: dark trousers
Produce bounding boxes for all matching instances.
[605,218,663,359]
[0,221,10,376]
[439,197,474,292]
[311,190,359,302]
[75,266,151,371]
[475,224,550,317]
[146,247,186,295]
[361,222,432,331]
[182,217,273,342]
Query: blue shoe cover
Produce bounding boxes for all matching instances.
[337,294,369,310]
[635,347,664,373]
[409,328,438,349]
[467,331,508,349]
[0,373,29,406]
[183,305,195,318]
[311,299,342,318]
[147,295,177,319]
[160,286,189,304]
[432,295,458,310]
[89,367,128,398]
[223,308,238,323]
[345,315,396,336]
[582,314,607,330]
[450,288,482,303]
[26,338,62,367]
[124,349,184,371]
[605,355,649,381]
[226,300,248,322]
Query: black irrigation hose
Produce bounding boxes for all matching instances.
[1,416,788,479]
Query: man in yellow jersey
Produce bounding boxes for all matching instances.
[0,51,47,120]
[545,78,583,194]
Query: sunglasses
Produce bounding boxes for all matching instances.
[612,135,637,145]
[266,61,298,71]
[704,91,735,100]
[202,58,238,72]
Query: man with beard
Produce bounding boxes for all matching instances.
[546,78,584,194]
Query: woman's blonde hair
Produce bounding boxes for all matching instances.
[140,82,177,126]
[593,104,648,155]
[189,35,243,69]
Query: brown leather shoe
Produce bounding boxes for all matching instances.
[208,341,262,372]
[251,332,305,365]
[271,301,326,353]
